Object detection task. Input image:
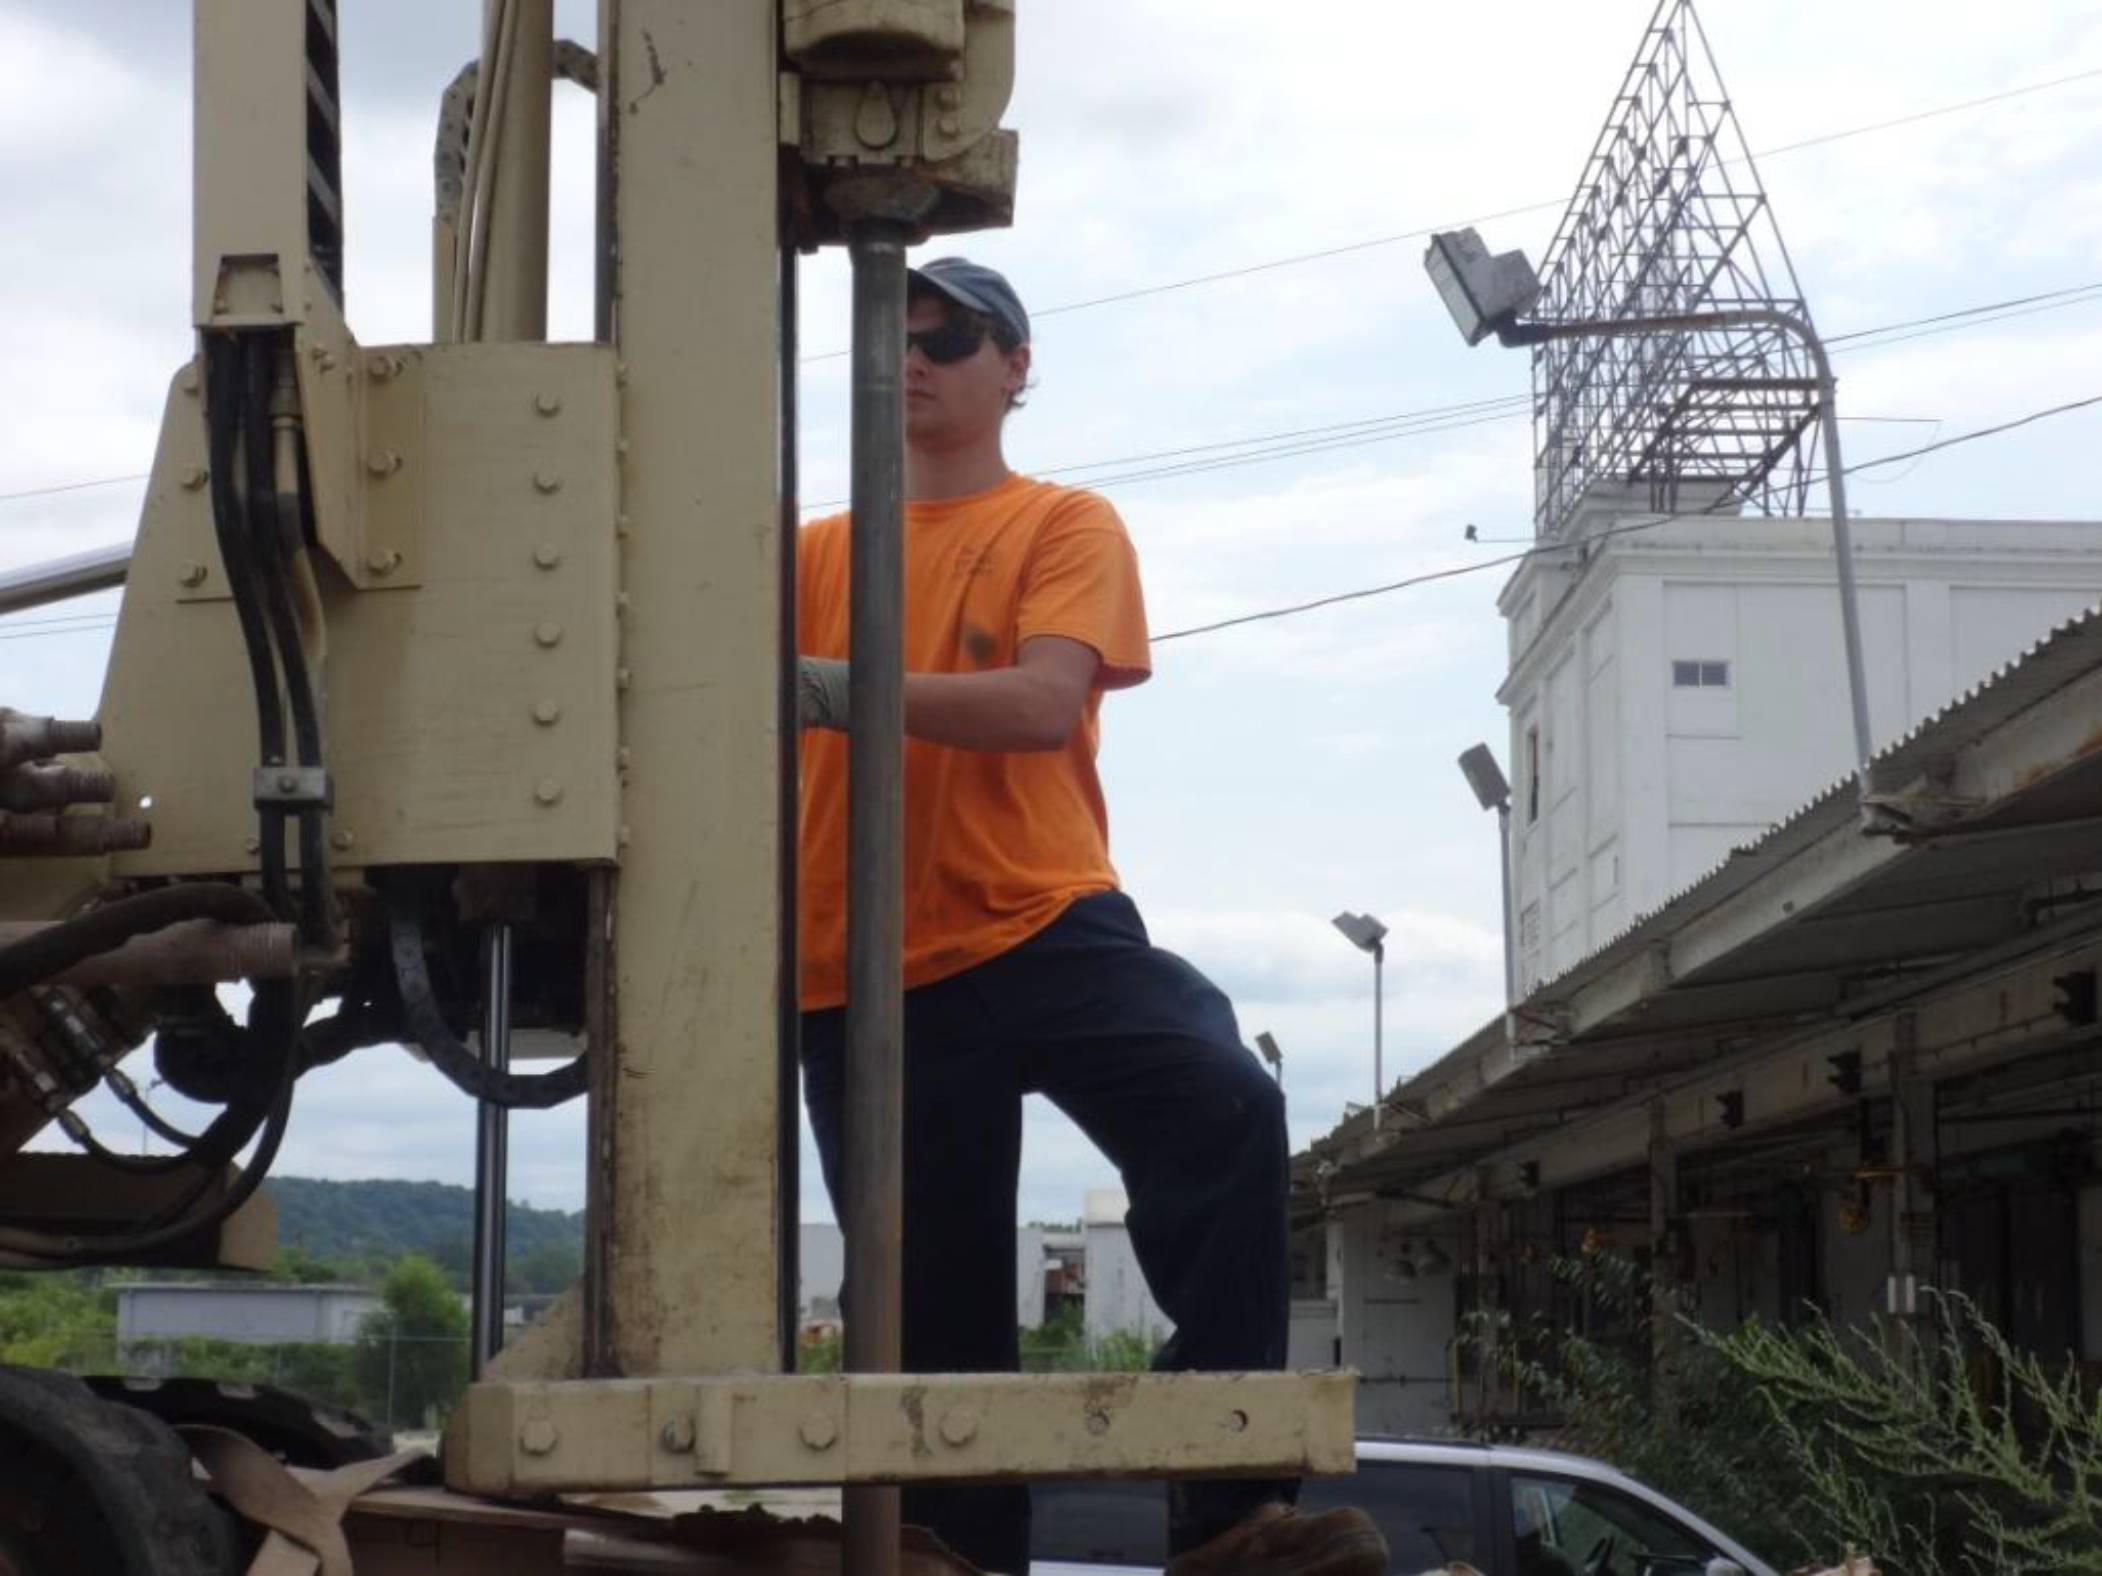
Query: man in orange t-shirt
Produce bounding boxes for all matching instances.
[796,259,1384,1576]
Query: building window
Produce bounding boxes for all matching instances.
[1525,726,1541,823]
[1672,659,1730,688]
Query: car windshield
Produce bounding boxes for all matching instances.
[1509,1472,1719,1576]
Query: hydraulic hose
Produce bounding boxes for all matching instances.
[0,884,275,1000]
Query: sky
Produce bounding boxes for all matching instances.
[3,1,2101,1225]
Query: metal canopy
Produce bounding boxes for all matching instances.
[1304,606,2102,1213]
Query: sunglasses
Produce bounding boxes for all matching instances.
[905,320,988,365]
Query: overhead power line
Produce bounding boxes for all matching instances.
[1148,390,2102,644]
[794,62,2102,359]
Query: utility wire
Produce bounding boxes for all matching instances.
[1149,390,2102,644]
[795,63,2102,358]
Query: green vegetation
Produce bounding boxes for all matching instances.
[265,1176,581,1292]
[1463,1254,2102,1576]
[794,1305,1158,1376]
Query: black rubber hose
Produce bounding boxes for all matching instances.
[243,338,335,948]
[108,1077,204,1147]
[0,884,276,1000]
[205,335,293,921]
[238,337,303,926]
[389,901,587,1109]
[0,979,301,1263]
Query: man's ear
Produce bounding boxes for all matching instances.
[1006,343,1032,396]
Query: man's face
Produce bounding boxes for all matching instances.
[903,294,1030,449]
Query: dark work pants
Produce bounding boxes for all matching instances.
[802,890,1293,1575]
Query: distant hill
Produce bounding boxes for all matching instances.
[262,1177,582,1292]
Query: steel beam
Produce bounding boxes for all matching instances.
[445,1371,1357,1496]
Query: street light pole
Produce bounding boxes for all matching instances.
[1331,911,1390,1129]
[1371,939,1384,1129]
[1496,804,1515,1005]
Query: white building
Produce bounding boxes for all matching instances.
[117,1282,379,1349]
[796,1221,1056,1332]
[1081,1188,1166,1348]
[1500,497,2102,995]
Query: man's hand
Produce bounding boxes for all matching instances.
[798,656,851,731]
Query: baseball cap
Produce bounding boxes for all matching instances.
[907,257,1031,345]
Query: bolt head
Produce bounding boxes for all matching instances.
[365,549,402,577]
[938,1407,979,1447]
[330,828,354,851]
[534,778,564,807]
[177,562,209,588]
[533,543,562,570]
[519,1418,559,1455]
[534,622,564,649]
[532,700,562,726]
[179,466,209,491]
[534,468,563,494]
[1084,1410,1111,1437]
[798,1413,839,1451]
[365,450,402,478]
[534,391,563,416]
[939,114,962,137]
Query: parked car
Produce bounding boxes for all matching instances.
[1029,1437,1776,1576]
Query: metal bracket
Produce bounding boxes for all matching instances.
[252,766,332,809]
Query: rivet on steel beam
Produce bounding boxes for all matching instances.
[614,592,630,618]
[314,349,338,373]
[659,1416,696,1455]
[534,391,563,417]
[799,1413,838,1451]
[615,439,629,459]
[534,468,563,494]
[177,562,209,589]
[616,824,631,847]
[938,1407,979,1447]
[366,549,403,577]
[534,622,564,649]
[533,700,562,727]
[616,667,632,691]
[368,353,401,380]
[1225,1409,1249,1433]
[243,836,261,855]
[937,85,962,109]
[366,450,402,478]
[330,828,355,851]
[939,115,962,136]
[1084,1411,1111,1437]
[615,747,632,770]
[533,543,562,570]
[179,466,209,491]
[534,778,565,807]
[615,361,630,385]
[519,1419,559,1456]
[616,514,632,538]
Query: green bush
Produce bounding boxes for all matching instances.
[1460,1255,2102,1576]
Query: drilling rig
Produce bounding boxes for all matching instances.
[0,3,1353,1571]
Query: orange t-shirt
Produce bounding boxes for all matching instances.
[797,473,1151,1011]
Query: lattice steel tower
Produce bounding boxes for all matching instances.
[1532,0,1818,541]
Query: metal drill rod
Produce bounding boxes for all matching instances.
[471,921,514,1378]
[842,216,910,1576]
[0,543,129,618]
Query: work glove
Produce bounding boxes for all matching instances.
[797,656,850,731]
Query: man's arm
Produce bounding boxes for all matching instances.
[798,635,1101,752]
[904,634,1101,752]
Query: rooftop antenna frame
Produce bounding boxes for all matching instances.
[1530,0,1820,541]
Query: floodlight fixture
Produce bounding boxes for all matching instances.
[1330,911,1388,956]
[1423,228,1542,347]
[1254,1030,1284,1084]
[1457,743,1511,814]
